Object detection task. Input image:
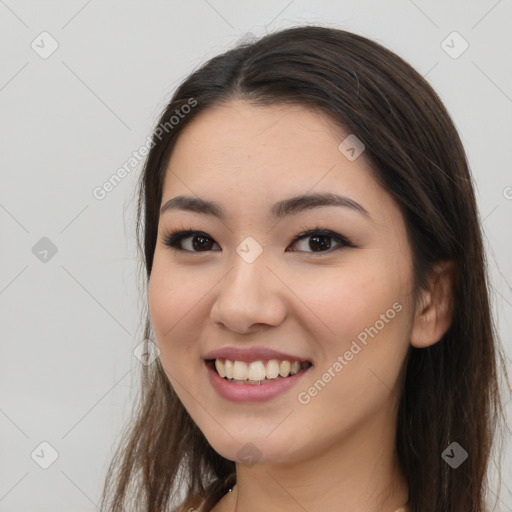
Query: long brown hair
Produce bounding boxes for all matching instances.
[100,25,510,512]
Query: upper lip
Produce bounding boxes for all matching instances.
[203,346,312,364]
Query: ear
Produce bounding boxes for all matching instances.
[410,261,456,348]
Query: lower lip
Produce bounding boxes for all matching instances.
[205,360,313,403]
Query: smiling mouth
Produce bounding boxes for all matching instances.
[206,359,313,385]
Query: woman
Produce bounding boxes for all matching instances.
[100,26,509,512]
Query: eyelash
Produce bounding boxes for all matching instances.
[161,225,354,254]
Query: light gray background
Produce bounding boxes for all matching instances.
[1,1,511,511]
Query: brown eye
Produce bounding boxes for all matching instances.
[287,229,353,253]
[163,231,220,252]
[163,228,353,254]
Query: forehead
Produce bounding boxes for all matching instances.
[159,101,412,262]
[160,100,403,230]
[164,100,367,188]
[177,99,344,142]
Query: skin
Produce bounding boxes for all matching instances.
[148,100,454,512]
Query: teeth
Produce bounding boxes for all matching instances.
[215,359,226,378]
[248,361,266,381]
[266,359,280,379]
[233,361,248,380]
[279,360,291,377]
[213,358,308,381]
[224,359,234,379]
[291,361,301,374]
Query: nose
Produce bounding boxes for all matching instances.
[210,254,287,334]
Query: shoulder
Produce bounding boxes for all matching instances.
[174,474,236,512]
[173,493,208,512]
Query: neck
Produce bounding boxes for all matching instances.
[229,406,408,512]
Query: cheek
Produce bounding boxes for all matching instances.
[147,255,209,363]
[290,266,410,441]
[291,257,409,348]
[291,254,412,409]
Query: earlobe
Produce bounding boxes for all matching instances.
[410,261,456,349]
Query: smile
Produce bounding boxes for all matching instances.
[205,359,313,402]
[211,358,312,384]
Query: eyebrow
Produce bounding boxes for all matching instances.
[160,193,370,220]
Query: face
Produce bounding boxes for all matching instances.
[148,100,416,465]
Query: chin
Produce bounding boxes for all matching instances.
[203,431,305,466]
